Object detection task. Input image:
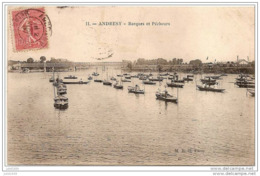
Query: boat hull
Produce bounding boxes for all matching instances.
[128,90,145,94]
[57,91,67,95]
[63,81,89,84]
[149,79,163,81]
[237,84,255,88]
[143,81,156,85]
[103,82,112,85]
[54,103,68,109]
[174,80,185,83]
[201,79,216,83]
[114,85,123,89]
[64,77,77,79]
[167,83,184,88]
[197,86,225,92]
[183,78,193,81]
[248,91,255,96]
[156,95,178,103]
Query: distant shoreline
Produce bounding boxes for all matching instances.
[8,67,254,75]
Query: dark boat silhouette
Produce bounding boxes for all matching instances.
[197,85,225,92]
[64,75,77,79]
[143,80,156,85]
[156,89,178,103]
[167,82,184,88]
[128,85,145,94]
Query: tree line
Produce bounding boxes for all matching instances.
[26,56,71,63]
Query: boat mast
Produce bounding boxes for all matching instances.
[53,67,56,97]
[143,81,145,92]
[106,68,108,80]
[177,87,179,100]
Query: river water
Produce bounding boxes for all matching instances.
[7,69,255,165]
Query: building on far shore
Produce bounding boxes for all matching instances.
[237,59,250,65]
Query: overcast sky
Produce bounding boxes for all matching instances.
[8,6,255,63]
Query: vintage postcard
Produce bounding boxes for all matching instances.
[3,2,257,174]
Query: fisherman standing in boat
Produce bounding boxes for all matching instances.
[135,84,139,91]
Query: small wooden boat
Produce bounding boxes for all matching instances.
[49,77,54,82]
[159,73,169,76]
[139,76,147,80]
[137,73,145,77]
[63,80,89,84]
[187,74,194,78]
[122,79,131,82]
[197,85,225,92]
[167,82,184,88]
[247,89,255,96]
[54,95,68,109]
[174,79,185,83]
[57,83,67,89]
[94,79,103,82]
[57,83,67,91]
[113,81,123,89]
[53,78,63,87]
[235,74,251,81]
[64,75,77,79]
[52,71,68,110]
[57,87,67,95]
[88,76,93,80]
[236,78,246,81]
[131,75,138,78]
[128,85,145,94]
[117,74,123,77]
[92,72,99,76]
[236,83,255,88]
[143,80,156,85]
[205,75,222,80]
[110,77,117,81]
[149,77,164,81]
[204,82,218,86]
[103,80,112,86]
[201,78,217,84]
[235,80,254,85]
[160,76,168,80]
[183,77,193,81]
[156,90,178,103]
[125,76,131,79]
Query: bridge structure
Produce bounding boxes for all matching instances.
[18,62,126,72]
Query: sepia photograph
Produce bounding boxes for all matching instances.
[2,1,258,174]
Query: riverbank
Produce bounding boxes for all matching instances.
[123,65,255,74]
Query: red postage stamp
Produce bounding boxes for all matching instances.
[11,8,50,51]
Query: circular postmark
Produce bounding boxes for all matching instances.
[12,8,52,50]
